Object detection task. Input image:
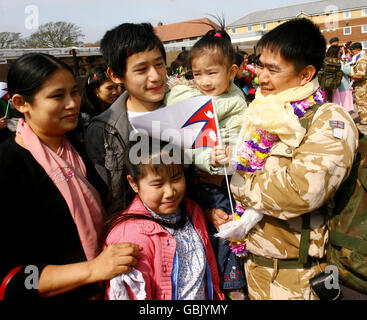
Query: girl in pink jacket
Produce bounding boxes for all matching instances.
[104,138,224,300]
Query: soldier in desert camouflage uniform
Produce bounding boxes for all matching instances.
[349,42,367,135]
[226,19,359,300]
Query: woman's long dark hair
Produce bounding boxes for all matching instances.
[103,137,187,243]
[7,53,74,103]
[80,66,111,117]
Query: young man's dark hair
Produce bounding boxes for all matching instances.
[256,18,326,76]
[100,22,166,78]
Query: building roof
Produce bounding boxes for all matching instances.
[229,0,367,27]
[154,18,220,42]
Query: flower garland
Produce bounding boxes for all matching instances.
[228,204,248,257]
[229,87,325,257]
[235,87,325,173]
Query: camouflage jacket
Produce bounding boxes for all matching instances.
[352,51,367,89]
[230,103,358,260]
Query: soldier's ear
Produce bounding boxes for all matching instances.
[299,65,316,86]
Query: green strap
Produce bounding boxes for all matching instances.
[248,253,320,269]
[330,231,367,256]
[298,213,311,265]
[300,103,324,130]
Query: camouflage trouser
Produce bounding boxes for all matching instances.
[244,258,328,300]
[355,85,367,125]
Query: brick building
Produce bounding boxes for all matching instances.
[227,0,367,48]
[154,18,220,64]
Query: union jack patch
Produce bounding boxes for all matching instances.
[329,120,344,129]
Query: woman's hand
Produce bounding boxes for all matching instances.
[87,242,142,282]
[38,242,142,298]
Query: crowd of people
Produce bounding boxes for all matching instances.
[0,17,366,301]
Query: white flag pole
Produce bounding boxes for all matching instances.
[211,99,235,215]
[5,100,10,118]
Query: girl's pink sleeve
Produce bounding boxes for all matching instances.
[105,222,155,300]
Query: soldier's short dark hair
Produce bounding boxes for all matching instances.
[256,18,326,76]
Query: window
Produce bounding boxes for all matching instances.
[344,26,352,35]
[247,25,252,32]
[362,8,367,16]
[363,41,367,49]
[362,24,367,33]
[343,11,351,18]
[260,23,266,30]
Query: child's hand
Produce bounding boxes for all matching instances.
[205,208,232,231]
[0,116,7,129]
[211,146,231,167]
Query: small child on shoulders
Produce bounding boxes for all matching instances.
[164,26,248,299]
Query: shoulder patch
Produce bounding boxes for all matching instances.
[329,120,345,129]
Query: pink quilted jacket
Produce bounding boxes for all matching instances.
[105,196,224,300]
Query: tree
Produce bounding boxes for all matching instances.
[0,32,25,48]
[25,21,85,48]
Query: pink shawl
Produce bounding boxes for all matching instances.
[16,119,104,260]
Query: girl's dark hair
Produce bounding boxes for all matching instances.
[80,65,111,116]
[103,137,186,242]
[189,19,235,69]
[256,18,326,76]
[7,53,73,103]
[100,22,166,78]
[326,45,341,59]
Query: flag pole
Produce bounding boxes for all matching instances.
[5,100,10,118]
[212,99,235,215]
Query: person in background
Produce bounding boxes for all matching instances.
[242,54,258,103]
[234,52,247,92]
[329,36,339,46]
[168,50,192,80]
[325,45,354,114]
[239,50,249,69]
[349,42,367,135]
[0,53,141,300]
[0,82,12,143]
[80,66,123,131]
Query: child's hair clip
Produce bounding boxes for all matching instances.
[93,74,98,81]
[214,32,222,38]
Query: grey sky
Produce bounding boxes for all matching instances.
[1,0,317,43]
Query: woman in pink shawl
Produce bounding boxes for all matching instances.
[0,53,141,300]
